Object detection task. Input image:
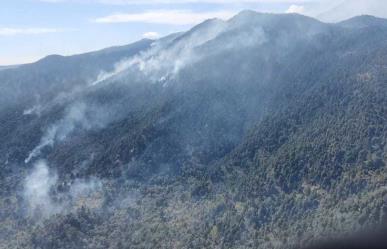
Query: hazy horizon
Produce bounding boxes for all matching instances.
[2,0,387,66]
[2,1,387,248]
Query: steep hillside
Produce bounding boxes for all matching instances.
[0,39,153,110]
[0,11,386,249]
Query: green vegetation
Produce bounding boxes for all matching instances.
[0,13,386,249]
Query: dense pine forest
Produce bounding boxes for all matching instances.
[0,11,386,249]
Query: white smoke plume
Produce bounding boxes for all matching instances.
[25,13,269,165]
[91,56,146,86]
[90,18,228,86]
[23,160,104,219]
[25,102,107,163]
[23,95,43,116]
[24,160,61,218]
[23,104,43,116]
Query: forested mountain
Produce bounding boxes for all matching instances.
[317,0,387,22]
[0,11,386,249]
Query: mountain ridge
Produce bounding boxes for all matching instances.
[0,10,387,249]
[6,11,387,69]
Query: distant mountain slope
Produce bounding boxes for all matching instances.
[318,0,387,22]
[0,65,19,71]
[0,39,153,110]
[0,11,386,249]
[339,15,387,28]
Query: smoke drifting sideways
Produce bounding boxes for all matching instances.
[24,15,270,166]
[20,13,275,221]
[25,102,112,164]
[89,17,260,87]
[23,160,103,219]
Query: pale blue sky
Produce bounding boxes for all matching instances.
[0,0,385,65]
